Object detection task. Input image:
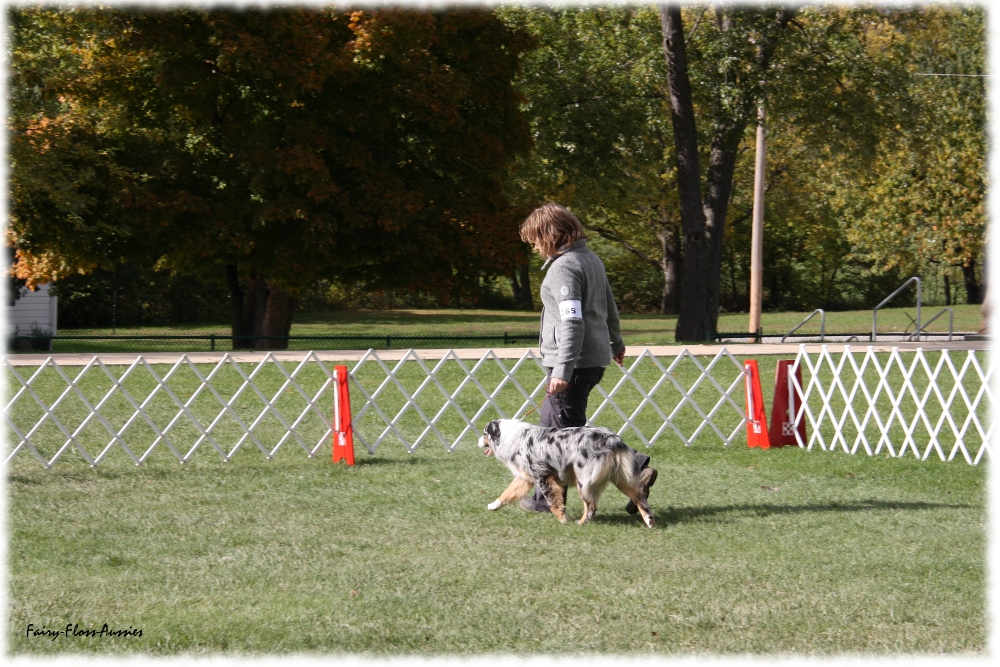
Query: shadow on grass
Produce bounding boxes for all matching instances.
[294,311,541,326]
[590,499,974,527]
[5,474,44,485]
[351,456,423,467]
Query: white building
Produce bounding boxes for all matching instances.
[7,282,58,335]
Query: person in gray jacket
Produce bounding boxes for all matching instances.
[518,203,656,514]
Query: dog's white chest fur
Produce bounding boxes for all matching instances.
[497,420,537,478]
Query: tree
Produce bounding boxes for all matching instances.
[825,7,987,304]
[9,7,533,345]
[718,6,920,313]
[504,5,977,325]
[659,4,797,340]
[500,6,683,314]
[718,6,987,311]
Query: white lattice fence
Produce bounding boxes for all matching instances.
[3,352,340,468]
[347,348,749,453]
[3,348,751,468]
[790,346,993,464]
[3,346,993,468]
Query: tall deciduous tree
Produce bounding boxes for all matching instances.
[721,6,985,312]
[500,6,682,313]
[9,7,533,346]
[826,7,986,304]
[720,6,920,312]
[659,4,795,341]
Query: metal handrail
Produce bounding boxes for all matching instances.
[781,309,825,343]
[910,307,953,341]
[872,277,921,342]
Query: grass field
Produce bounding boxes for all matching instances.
[42,304,982,353]
[6,437,987,656]
[5,351,989,656]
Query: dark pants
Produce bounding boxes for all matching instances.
[527,366,650,507]
[540,366,606,429]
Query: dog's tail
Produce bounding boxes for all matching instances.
[605,433,640,488]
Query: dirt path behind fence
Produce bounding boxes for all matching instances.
[3,339,990,366]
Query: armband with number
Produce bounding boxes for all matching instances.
[558,300,582,321]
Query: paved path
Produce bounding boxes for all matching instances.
[3,339,990,366]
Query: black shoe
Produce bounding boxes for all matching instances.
[519,497,550,513]
[626,467,658,515]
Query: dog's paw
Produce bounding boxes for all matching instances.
[488,500,502,511]
[644,515,655,528]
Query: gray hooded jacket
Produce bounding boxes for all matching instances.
[539,239,625,381]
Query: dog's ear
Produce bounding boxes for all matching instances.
[485,420,501,443]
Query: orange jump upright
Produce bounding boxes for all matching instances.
[744,360,770,449]
[332,365,355,465]
[767,360,806,447]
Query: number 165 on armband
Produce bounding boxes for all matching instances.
[559,300,582,321]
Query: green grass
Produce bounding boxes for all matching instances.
[724,303,980,337]
[5,352,989,655]
[41,304,982,353]
[6,438,986,655]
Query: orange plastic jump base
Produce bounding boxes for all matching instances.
[332,364,355,465]
[744,358,806,449]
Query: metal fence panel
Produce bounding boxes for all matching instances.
[4,348,750,467]
[790,346,992,464]
[346,348,750,453]
[3,346,992,468]
[4,352,338,468]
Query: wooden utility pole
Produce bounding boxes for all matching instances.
[748,104,766,336]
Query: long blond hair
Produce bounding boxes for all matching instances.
[519,203,587,257]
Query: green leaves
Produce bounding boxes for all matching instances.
[9,7,533,303]
[505,5,985,313]
[819,8,985,290]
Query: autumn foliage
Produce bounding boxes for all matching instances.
[9,8,534,345]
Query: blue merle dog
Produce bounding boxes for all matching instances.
[478,419,654,527]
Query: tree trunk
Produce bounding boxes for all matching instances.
[518,262,533,309]
[658,5,794,340]
[658,223,680,314]
[963,258,982,304]
[226,266,269,349]
[225,266,298,349]
[703,122,747,329]
[244,272,269,349]
[660,5,710,341]
[259,285,297,350]
[944,273,952,306]
[510,262,533,309]
[226,264,251,349]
